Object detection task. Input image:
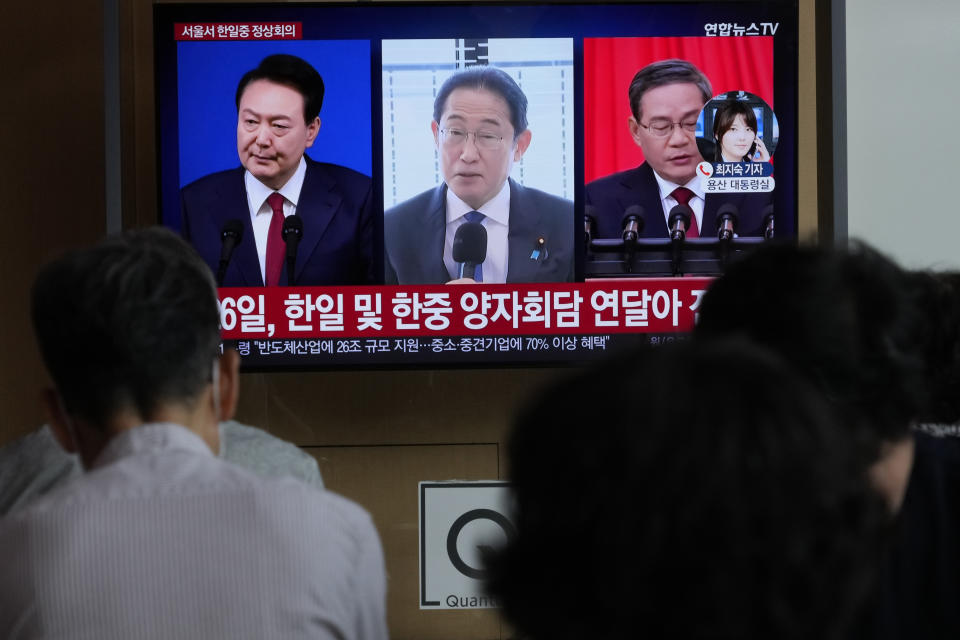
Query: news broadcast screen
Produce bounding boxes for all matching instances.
[155,1,798,369]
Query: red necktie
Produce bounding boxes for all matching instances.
[670,187,698,238]
[264,192,285,286]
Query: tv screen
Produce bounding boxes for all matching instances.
[155,0,798,369]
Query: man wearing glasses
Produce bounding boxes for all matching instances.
[384,66,573,284]
[585,59,771,239]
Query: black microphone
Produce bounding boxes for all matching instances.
[282,215,303,286]
[453,222,487,280]
[217,219,244,287]
[668,204,693,276]
[620,205,644,273]
[715,203,739,267]
[621,205,645,243]
[668,204,692,242]
[761,204,775,240]
[584,205,597,253]
[715,204,739,242]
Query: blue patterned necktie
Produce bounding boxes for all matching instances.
[463,211,485,282]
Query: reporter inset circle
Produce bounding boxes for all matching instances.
[697,91,779,164]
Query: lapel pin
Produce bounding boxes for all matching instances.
[530,237,547,261]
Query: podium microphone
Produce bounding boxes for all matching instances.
[761,204,775,240]
[668,204,692,242]
[715,204,739,267]
[584,205,597,253]
[621,205,644,243]
[217,219,244,287]
[668,204,693,275]
[453,221,487,280]
[621,205,644,273]
[282,215,303,286]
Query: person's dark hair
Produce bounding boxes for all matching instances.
[628,58,712,122]
[432,66,528,138]
[909,270,960,424]
[235,54,325,123]
[695,242,927,451]
[712,99,758,162]
[487,339,886,640]
[31,228,221,428]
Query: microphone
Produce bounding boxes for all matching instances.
[668,204,692,242]
[584,205,597,253]
[715,204,739,267]
[761,204,775,240]
[715,204,739,242]
[217,219,244,287]
[282,215,303,286]
[621,205,645,243]
[621,205,644,273]
[668,204,693,276]
[453,221,487,281]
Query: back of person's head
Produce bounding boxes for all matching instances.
[433,66,529,137]
[235,54,325,123]
[487,339,885,640]
[628,58,712,122]
[909,269,960,424]
[31,227,221,429]
[695,241,927,450]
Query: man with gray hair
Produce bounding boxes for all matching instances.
[385,66,573,284]
[585,58,771,239]
[0,228,387,639]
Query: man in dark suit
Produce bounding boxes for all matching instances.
[384,67,573,284]
[181,54,374,286]
[585,59,772,240]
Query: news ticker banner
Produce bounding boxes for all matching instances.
[219,278,712,339]
[220,279,711,367]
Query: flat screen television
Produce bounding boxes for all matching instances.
[155,0,799,369]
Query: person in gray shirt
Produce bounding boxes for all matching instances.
[0,228,386,640]
[0,420,324,517]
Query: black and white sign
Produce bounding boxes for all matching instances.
[419,481,514,609]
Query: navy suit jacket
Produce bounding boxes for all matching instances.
[585,162,772,239]
[181,156,374,286]
[384,179,573,284]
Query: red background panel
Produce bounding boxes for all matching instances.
[584,37,774,182]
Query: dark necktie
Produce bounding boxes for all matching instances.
[264,192,285,286]
[463,211,485,282]
[670,187,698,238]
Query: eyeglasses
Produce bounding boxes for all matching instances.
[638,119,698,138]
[439,128,505,150]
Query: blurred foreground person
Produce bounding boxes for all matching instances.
[488,339,886,640]
[868,268,960,639]
[696,242,957,639]
[696,242,926,512]
[0,228,386,639]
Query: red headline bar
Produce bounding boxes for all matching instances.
[174,23,302,41]
[218,279,714,339]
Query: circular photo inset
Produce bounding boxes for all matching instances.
[696,91,779,163]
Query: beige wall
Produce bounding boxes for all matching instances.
[846,0,960,267]
[0,1,105,442]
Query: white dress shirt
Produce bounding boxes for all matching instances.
[443,180,510,283]
[245,157,308,282]
[651,171,706,233]
[0,422,387,640]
